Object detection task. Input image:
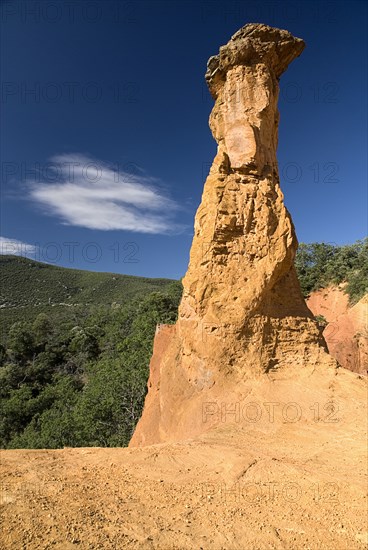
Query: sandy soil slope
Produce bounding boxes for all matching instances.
[1,367,367,550]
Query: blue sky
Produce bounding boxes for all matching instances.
[1,0,367,279]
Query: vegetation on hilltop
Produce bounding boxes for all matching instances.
[0,255,175,340]
[295,238,368,304]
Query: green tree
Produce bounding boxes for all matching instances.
[0,343,6,367]
[8,376,81,449]
[69,326,100,360]
[32,313,53,348]
[72,358,145,447]
[7,322,35,362]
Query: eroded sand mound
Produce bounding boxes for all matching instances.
[1,366,367,549]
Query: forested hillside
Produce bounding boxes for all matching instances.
[0,281,182,448]
[0,255,175,340]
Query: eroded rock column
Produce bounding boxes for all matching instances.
[130,24,338,447]
[177,24,323,377]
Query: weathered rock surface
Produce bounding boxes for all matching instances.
[307,286,368,375]
[130,24,363,447]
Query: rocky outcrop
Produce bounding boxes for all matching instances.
[307,287,368,375]
[130,24,342,447]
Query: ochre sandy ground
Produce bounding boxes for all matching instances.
[1,369,367,550]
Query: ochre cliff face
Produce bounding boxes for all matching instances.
[307,287,368,375]
[130,24,339,447]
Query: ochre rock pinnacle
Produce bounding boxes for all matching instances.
[130,24,339,447]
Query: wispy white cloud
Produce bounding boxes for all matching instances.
[0,236,37,256]
[27,154,183,234]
